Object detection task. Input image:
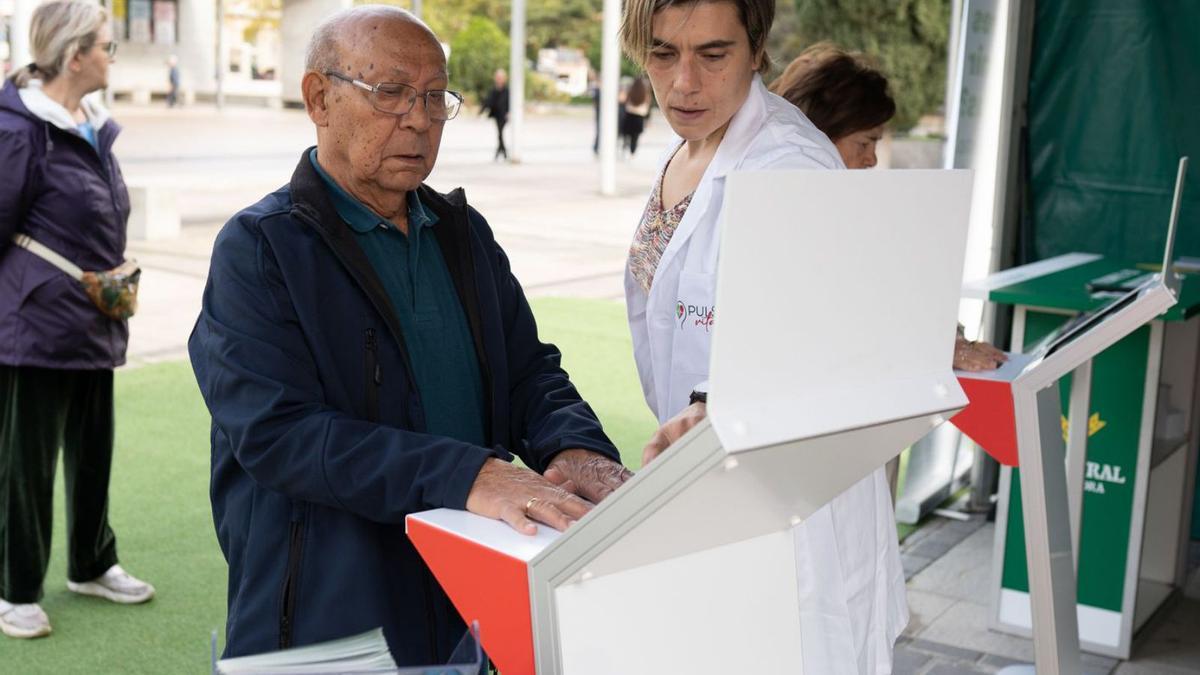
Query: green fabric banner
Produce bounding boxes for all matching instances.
[1027,1,1200,264]
[1027,1,1200,542]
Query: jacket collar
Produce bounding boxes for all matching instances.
[16,79,111,132]
[287,149,489,429]
[705,75,769,180]
[645,75,771,282]
[0,80,120,158]
[306,148,440,234]
[0,80,37,122]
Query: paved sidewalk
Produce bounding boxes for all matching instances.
[116,103,673,365]
[896,515,1200,674]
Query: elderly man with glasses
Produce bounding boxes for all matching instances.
[188,6,631,665]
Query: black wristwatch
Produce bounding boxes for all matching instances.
[689,389,708,405]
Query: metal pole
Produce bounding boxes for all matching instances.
[1008,385,1084,675]
[598,0,619,195]
[1065,359,1093,568]
[412,0,422,19]
[944,0,964,138]
[508,0,525,163]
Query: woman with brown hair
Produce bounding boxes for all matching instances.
[770,42,894,169]
[772,43,1007,372]
[619,76,652,156]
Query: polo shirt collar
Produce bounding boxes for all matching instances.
[309,148,438,233]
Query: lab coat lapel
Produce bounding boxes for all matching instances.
[650,77,770,285]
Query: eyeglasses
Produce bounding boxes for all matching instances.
[324,72,463,121]
[94,41,118,58]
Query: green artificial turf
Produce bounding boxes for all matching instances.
[0,297,655,673]
[0,360,224,674]
[1,296,920,672]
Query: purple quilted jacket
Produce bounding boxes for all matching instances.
[0,81,131,369]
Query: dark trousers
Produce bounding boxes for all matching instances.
[0,366,119,603]
[494,118,507,159]
[628,131,643,156]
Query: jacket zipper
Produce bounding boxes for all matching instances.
[365,328,381,422]
[292,207,419,397]
[278,511,306,649]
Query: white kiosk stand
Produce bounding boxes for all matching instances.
[406,170,974,674]
[951,159,1186,675]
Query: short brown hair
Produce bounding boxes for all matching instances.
[620,0,775,75]
[769,42,896,141]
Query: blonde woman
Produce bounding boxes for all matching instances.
[0,0,154,639]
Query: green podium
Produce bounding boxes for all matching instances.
[965,254,1200,659]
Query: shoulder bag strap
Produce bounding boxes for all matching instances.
[11,234,84,281]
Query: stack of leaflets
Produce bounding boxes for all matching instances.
[215,628,398,674]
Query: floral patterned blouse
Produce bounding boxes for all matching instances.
[629,168,694,293]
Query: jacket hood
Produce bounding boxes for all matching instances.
[0,79,111,131]
[17,79,111,131]
[0,80,38,122]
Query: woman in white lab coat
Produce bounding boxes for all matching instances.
[619,1,907,672]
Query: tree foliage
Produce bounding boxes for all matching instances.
[448,16,511,102]
[775,0,952,131]
[421,0,509,47]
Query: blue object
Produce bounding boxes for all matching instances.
[189,149,620,665]
[310,149,486,447]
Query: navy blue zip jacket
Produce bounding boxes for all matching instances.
[188,150,620,664]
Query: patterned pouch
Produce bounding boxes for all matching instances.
[12,234,141,320]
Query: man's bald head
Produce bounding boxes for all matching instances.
[300,3,451,225]
[304,5,442,76]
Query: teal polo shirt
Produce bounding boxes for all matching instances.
[310,149,486,446]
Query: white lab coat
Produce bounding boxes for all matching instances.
[625,76,909,675]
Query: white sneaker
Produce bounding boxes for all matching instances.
[67,564,155,605]
[0,599,52,638]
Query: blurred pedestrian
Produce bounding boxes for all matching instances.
[589,71,600,154]
[166,54,179,107]
[0,0,155,641]
[619,76,651,156]
[480,68,509,160]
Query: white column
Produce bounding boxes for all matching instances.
[177,0,218,97]
[215,0,226,108]
[598,0,619,195]
[507,0,525,162]
[280,0,352,105]
[11,0,35,68]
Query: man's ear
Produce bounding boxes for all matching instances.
[303,71,331,127]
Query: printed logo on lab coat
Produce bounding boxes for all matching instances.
[676,300,715,332]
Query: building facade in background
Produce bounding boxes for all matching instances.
[1,0,347,105]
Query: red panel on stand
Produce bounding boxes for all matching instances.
[407,517,536,675]
[951,376,1020,467]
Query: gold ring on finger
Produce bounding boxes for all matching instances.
[525,497,540,513]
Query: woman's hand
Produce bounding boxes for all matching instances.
[953,335,1007,371]
[641,401,707,467]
